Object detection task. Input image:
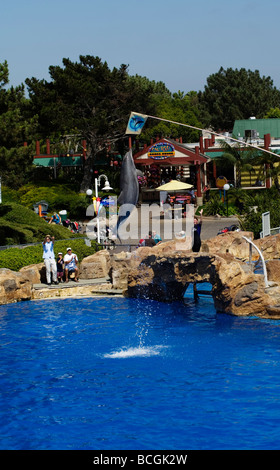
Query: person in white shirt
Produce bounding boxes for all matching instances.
[64,247,79,282]
[42,235,58,285]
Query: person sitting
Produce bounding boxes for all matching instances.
[144,231,156,247]
[48,212,61,225]
[152,231,162,245]
[64,247,79,282]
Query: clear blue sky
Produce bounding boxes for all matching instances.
[2,0,280,94]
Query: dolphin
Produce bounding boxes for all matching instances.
[116,149,139,238]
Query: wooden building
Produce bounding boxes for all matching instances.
[132,137,210,203]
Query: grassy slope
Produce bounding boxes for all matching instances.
[0,202,100,271]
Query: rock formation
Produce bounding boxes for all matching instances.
[201,231,254,260]
[109,234,280,318]
[1,231,280,318]
[0,268,32,304]
[202,231,280,262]
[124,247,273,316]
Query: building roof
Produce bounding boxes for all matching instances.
[133,138,208,166]
[233,118,280,139]
[33,155,83,167]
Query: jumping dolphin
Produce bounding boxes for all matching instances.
[116,149,139,237]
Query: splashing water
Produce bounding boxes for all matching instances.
[104,345,165,358]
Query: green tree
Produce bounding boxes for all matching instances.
[198,67,280,131]
[0,61,38,149]
[140,90,203,143]
[253,149,280,191]
[0,61,38,187]
[238,187,280,238]
[214,140,259,188]
[25,55,178,191]
[0,60,9,88]
[264,107,280,119]
[0,146,35,188]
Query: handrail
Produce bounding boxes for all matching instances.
[242,236,269,288]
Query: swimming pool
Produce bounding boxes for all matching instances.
[0,294,280,450]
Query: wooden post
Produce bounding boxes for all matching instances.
[264,134,272,188]
[195,152,202,198]
[35,141,40,155]
[82,140,87,159]
[213,161,217,179]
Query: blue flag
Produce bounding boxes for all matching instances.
[125,112,148,135]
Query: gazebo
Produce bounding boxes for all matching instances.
[133,138,209,204]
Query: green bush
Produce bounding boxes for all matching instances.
[0,239,100,271]
[0,220,35,245]
[0,202,82,246]
[203,194,239,216]
[239,188,280,238]
[18,183,89,219]
[2,182,118,221]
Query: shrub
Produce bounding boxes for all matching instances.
[239,188,280,238]
[203,194,239,216]
[0,202,82,246]
[18,184,89,220]
[0,220,35,245]
[0,239,100,271]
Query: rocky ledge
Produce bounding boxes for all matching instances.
[1,232,280,318]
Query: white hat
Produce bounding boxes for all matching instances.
[67,247,72,251]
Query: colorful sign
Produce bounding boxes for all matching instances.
[216,176,228,189]
[148,142,175,160]
[101,196,115,207]
[125,112,148,135]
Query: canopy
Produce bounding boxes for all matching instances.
[155,180,193,191]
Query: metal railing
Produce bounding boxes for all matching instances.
[242,236,269,288]
[0,237,139,253]
[260,227,280,238]
[0,237,89,251]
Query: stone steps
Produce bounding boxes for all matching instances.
[33,277,110,289]
[31,277,123,300]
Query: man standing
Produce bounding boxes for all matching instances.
[192,209,203,253]
[42,235,58,285]
[64,247,79,282]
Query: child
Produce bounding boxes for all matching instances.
[57,252,64,282]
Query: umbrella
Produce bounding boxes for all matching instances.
[155,180,193,191]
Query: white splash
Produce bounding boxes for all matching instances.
[104,345,165,359]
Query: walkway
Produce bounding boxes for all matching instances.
[109,215,240,250]
[33,277,110,290]
[32,277,123,299]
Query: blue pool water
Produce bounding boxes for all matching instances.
[1,292,280,450]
